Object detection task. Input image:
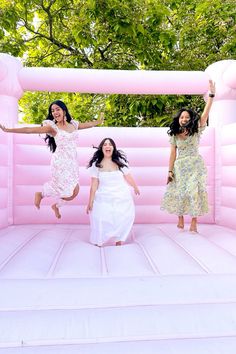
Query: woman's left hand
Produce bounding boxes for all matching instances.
[97,112,104,125]
[209,80,216,95]
[134,187,140,195]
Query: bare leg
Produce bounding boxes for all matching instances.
[177,216,184,229]
[51,184,79,219]
[116,241,122,246]
[34,192,43,209]
[62,184,80,201]
[50,184,79,219]
[51,204,61,219]
[190,217,198,233]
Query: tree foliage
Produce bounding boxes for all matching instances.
[0,0,235,126]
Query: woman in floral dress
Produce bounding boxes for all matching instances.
[0,100,103,218]
[86,138,140,246]
[161,81,215,233]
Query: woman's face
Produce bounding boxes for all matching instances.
[51,104,65,123]
[102,139,114,158]
[179,111,190,127]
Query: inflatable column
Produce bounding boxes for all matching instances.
[205,60,236,228]
[0,53,23,227]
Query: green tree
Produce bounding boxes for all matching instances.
[0,0,235,126]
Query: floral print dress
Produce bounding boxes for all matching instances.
[161,126,208,217]
[42,120,79,201]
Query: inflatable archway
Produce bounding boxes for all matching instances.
[0,53,236,229]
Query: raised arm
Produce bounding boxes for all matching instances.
[0,123,56,136]
[200,80,216,127]
[79,112,104,130]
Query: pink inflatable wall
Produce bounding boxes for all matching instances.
[217,123,236,229]
[0,131,9,227]
[11,126,215,225]
[0,53,236,229]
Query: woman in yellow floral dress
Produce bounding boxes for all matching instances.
[161,80,215,233]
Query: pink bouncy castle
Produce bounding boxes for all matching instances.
[0,53,236,353]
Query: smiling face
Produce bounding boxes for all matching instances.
[51,104,65,123]
[102,139,114,158]
[179,111,191,127]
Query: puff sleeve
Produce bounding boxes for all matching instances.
[198,124,206,136]
[169,135,176,145]
[120,166,130,175]
[71,120,79,129]
[88,163,99,178]
[42,120,58,136]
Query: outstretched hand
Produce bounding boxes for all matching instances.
[0,123,8,132]
[97,111,104,125]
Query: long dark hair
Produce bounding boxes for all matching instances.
[44,100,73,152]
[168,108,200,136]
[87,138,129,169]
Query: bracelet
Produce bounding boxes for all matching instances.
[209,93,215,98]
[168,170,173,173]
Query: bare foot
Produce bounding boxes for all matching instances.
[189,227,198,233]
[116,241,122,246]
[190,218,198,233]
[177,223,184,229]
[51,204,61,219]
[177,216,184,229]
[34,192,43,209]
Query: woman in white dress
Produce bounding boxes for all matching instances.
[0,100,103,218]
[87,138,140,246]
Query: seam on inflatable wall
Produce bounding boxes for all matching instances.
[100,247,108,275]
[212,127,216,223]
[131,230,160,274]
[214,117,222,225]
[7,133,13,225]
[158,226,211,273]
[0,229,42,271]
[46,231,73,278]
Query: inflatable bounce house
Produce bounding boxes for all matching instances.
[0,53,236,353]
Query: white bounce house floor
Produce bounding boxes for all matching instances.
[1,223,236,353]
[1,52,236,353]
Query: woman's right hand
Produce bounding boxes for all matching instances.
[0,124,8,132]
[86,202,93,214]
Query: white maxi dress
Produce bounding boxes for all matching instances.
[88,163,135,246]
